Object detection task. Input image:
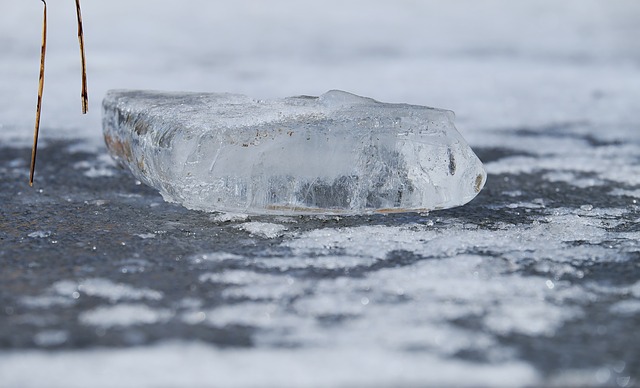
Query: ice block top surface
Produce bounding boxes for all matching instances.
[104,89,455,140]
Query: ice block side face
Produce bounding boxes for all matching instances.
[102,90,486,215]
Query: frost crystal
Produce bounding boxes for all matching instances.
[102,90,486,214]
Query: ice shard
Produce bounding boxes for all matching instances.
[102,90,486,215]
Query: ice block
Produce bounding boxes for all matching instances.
[102,89,486,214]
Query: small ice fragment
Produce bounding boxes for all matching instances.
[102,90,486,214]
[28,230,51,238]
[211,212,250,223]
[235,222,287,239]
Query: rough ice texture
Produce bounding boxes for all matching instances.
[102,90,486,215]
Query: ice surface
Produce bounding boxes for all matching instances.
[102,90,486,214]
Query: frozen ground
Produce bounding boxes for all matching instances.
[1,1,640,387]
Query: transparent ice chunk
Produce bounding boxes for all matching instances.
[102,90,486,215]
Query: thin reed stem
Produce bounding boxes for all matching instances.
[29,0,47,187]
[75,0,88,114]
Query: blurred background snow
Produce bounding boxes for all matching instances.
[1,0,639,143]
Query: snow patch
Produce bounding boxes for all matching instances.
[79,304,172,328]
[610,300,640,316]
[49,278,163,302]
[0,342,539,388]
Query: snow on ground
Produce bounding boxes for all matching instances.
[0,342,538,388]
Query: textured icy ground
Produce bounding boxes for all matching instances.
[1,0,640,387]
